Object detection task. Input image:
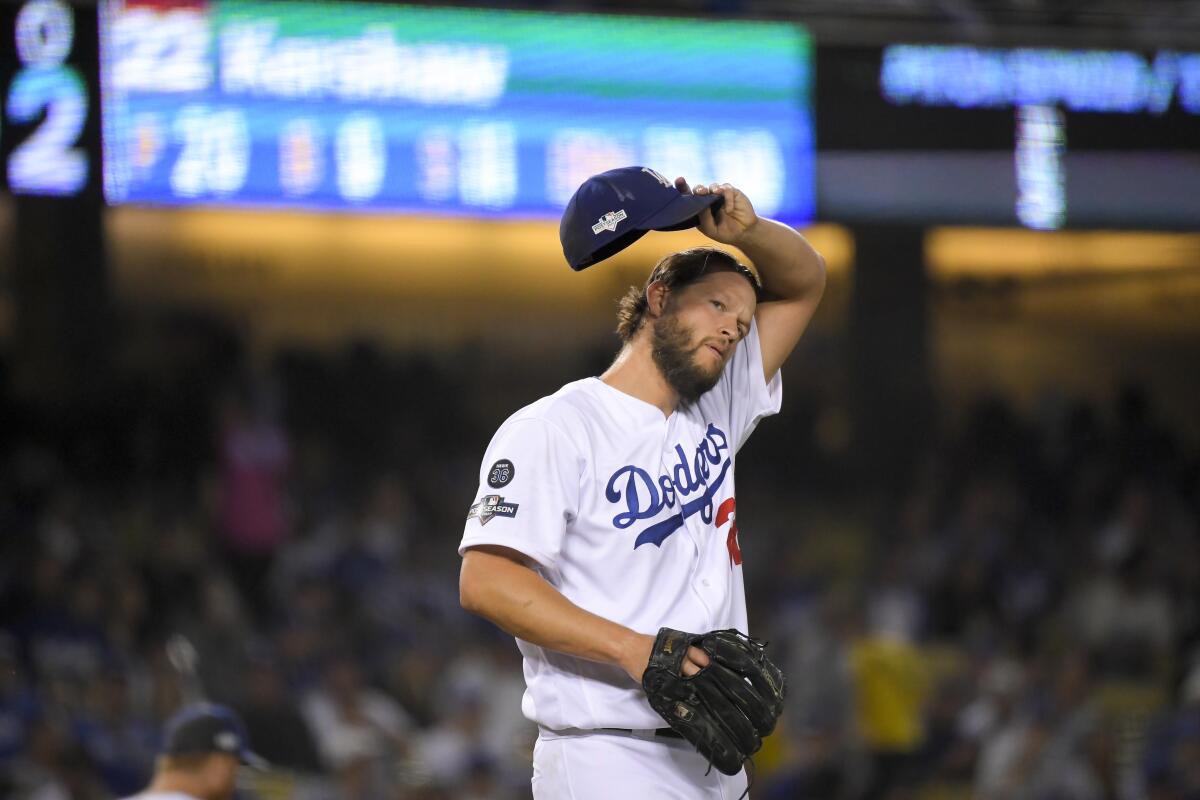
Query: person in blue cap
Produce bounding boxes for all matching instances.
[122,703,267,800]
[459,168,827,798]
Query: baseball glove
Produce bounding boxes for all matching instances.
[641,627,786,775]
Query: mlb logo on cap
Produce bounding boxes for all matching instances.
[560,166,724,271]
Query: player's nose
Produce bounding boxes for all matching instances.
[717,318,736,342]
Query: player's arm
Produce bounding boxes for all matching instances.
[681,178,827,380]
[460,544,707,680]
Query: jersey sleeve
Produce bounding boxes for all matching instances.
[458,417,581,573]
[702,316,783,453]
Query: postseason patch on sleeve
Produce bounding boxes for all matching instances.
[467,495,519,526]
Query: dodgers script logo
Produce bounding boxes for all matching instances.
[605,424,731,548]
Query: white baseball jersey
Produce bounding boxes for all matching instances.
[459,318,781,731]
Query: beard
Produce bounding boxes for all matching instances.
[651,312,723,408]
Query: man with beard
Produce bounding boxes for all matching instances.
[458,171,825,798]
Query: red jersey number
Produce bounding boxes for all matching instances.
[716,497,742,567]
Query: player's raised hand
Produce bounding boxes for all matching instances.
[675,177,758,246]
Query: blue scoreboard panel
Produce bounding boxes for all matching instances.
[100,0,815,221]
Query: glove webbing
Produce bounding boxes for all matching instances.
[700,634,771,800]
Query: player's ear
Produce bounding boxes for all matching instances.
[646,280,669,318]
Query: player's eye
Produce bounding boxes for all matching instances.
[711,299,725,311]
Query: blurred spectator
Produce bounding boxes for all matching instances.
[851,610,930,798]
[974,654,1107,800]
[103,568,152,656]
[141,516,208,629]
[415,692,489,789]
[382,646,443,729]
[1143,662,1200,799]
[456,755,511,800]
[70,672,156,796]
[234,653,322,773]
[15,557,111,682]
[960,658,1026,749]
[215,384,290,620]
[437,640,536,790]
[0,633,39,766]
[761,726,848,800]
[1069,546,1174,679]
[183,572,254,705]
[6,719,106,800]
[301,655,412,799]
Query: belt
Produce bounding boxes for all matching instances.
[539,726,686,742]
[600,727,684,740]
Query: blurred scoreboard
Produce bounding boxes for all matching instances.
[99,0,815,220]
[818,45,1200,229]
[15,0,1193,231]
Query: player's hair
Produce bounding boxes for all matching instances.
[615,247,761,343]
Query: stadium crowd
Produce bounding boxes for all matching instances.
[0,335,1197,800]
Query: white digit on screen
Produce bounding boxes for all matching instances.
[709,130,785,216]
[110,6,212,92]
[155,10,212,92]
[171,106,207,197]
[1015,105,1066,230]
[170,105,250,197]
[336,115,386,202]
[110,8,156,89]
[15,0,72,67]
[7,0,87,195]
[7,69,88,195]
[207,110,249,194]
[457,121,516,208]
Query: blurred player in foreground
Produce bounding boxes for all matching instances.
[122,704,266,800]
[459,168,826,797]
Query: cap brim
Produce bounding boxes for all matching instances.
[640,192,724,232]
[562,188,724,271]
[566,228,648,271]
[240,751,270,771]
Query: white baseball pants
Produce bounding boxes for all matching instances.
[532,728,749,799]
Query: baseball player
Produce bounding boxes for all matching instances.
[459,167,826,798]
[121,703,267,800]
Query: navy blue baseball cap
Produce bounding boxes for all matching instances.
[162,703,268,770]
[560,166,724,271]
